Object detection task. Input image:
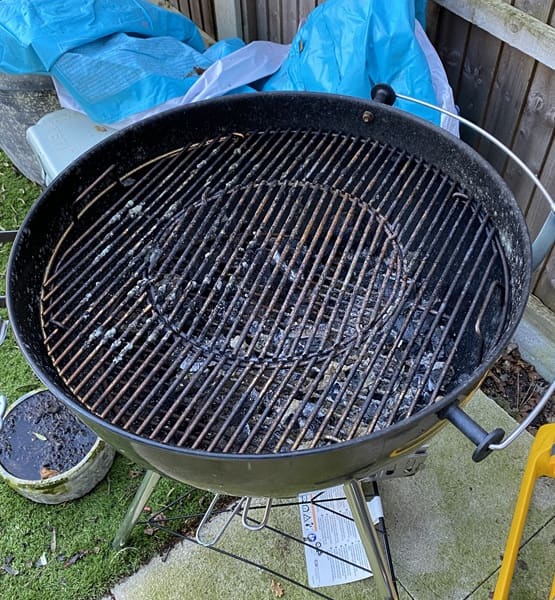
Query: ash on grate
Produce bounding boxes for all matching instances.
[164,301,458,454]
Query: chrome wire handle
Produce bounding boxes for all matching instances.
[395,91,555,452]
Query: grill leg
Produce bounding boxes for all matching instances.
[343,480,399,600]
[112,470,161,548]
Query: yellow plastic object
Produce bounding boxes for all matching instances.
[493,424,555,600]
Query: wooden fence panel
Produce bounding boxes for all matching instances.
[455,27,504,146]
[253,0,270,41]
[502,64,555,214]
[432,7,471,97]
[477,0,552,171]
[280,0,300,43]
[249,0,320,43]
[535,245,555,304]
[528,137,554,299]
[240,0,258,41]
[429,0,555,310]
[165,0,216,38]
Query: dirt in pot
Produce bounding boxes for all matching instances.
[0,391,97,480]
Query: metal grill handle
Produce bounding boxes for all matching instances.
[440,403,505,462]
[392,90,555,459]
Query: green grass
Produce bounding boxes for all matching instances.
[0,150,42,399]
[0,151,208,599]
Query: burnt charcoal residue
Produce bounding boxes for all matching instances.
[0,391,97,480]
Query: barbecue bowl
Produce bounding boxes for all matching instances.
[6,91,546,498]
[0,390,115,504]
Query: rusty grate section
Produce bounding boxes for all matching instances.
[40,128,509,454]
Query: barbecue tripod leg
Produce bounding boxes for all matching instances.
[113,470,161,548]
[343,480,399,600]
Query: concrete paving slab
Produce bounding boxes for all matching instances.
[107,506,414,600]
[472,516,555,600]
[382,392,554,600]
[513,295,555,382]
[106,391,554,600]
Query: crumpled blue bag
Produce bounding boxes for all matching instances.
[51,33,212,124]
[263,0,440,126]
[0,0,250,124]
[0,0,203,74]
[51,36,254,124]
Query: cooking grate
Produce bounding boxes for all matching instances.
[40,128,509,454]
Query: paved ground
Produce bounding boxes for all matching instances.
[104,389,554,600]
[513,296,555,382]
[104,303,555,600]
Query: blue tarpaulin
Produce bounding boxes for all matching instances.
[0,0,446,128]
[263,0,440,126]
[0,0,204,73]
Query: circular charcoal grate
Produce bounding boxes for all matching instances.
[39,127,509,454]
[146,180,404,367]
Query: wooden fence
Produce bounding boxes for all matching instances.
[166,0,555,311]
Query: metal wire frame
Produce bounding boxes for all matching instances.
[140,489,406,600]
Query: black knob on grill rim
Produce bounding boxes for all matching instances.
[371,83,397,106]
[440,403,505,462]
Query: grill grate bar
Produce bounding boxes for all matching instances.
[44,136,262,399]
[97,184,270,427]
[97,328,181,419]
[176,184,314,357]
[42,149,219,355]
[118,179,304,438]
[188,156,444,451]
[174,186,382,444]
[43,147,192,309]
[267,225,404,450]
[349,199,498,436]
[344,195,484,436]
[149,186,289,441]
[373,219,495,430]
[389,192,488,412]
[100,164,322,437]
[44,132,258,338]
[300,166,450,441]
[149,184,271,342]
[230,129,319,187]
[204,202,397,452]
[248,186,351,360]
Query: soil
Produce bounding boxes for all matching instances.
[0,390,97,480]
[480,343,554,436]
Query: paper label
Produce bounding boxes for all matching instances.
[298,485,381,588]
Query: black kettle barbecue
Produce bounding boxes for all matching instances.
[6,91,552,502]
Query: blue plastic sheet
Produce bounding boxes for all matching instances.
[263,0,440,126]
[0,0,248,123]
[52,34,209,124]
[0,0,203,74]
[52,36,254,124]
